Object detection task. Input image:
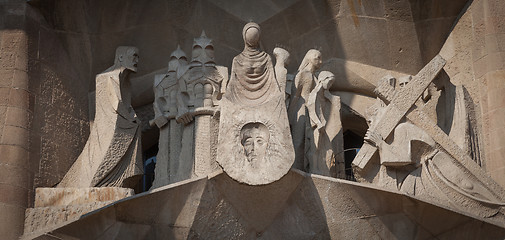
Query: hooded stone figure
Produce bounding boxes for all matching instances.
[58,46,143,189]
[217,22,294,185]
[226,22,280,105]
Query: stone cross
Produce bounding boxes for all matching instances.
[352,55,446,169]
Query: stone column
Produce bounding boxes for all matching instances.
[0,2,31,239]
[472,0,505,187]
[194,83,219,177]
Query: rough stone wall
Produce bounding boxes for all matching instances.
[0,2,31,239]
[25,6,89,189]
[470,0,505,187]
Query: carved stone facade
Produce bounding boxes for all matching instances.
[1,0,505,239]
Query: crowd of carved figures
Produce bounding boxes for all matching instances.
[148,22,345,185]
[58,22,505,224]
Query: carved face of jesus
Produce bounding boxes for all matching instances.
[241,123,269,162]
[245,27,260,47]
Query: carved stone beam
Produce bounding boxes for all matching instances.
[352,55,446,169]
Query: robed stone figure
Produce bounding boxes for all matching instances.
[58,46,143,188]
[217,22,294,185]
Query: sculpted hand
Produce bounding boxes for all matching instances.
[176,108,193,125]
[364,129,383,149]
[151,116,168,128]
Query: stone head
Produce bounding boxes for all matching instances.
[168,45,187,73]
[318,71,335,90]
[191,31,215,66]
[299,49,322,72]
[243,22,261,48]
[399,75,412,88]
[240,122,270,162]
[115,46,139,72]
[273,47,290,66]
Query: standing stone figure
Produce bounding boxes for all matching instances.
[288,49,322,170]
[217,22,294,185]
[59,46,143,188]
[273,47,290,104]
[150,46,187,189]
[175,31,225,182]
[306,71,344,177]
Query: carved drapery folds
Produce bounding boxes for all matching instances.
[217,22,294,185]
[58,46,143,189]
[354,55,505,223]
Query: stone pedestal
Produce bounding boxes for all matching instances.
[22,187,133,239]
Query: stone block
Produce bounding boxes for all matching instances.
[0,125,29,147]
[387,19,423,74]
[5,106,31,129]
[23,201,115,238]
[0,183,27,207]
[0,163,31,190]
[487,87,505,112]
[0,87,10,104]
[485,147,505,171]
[34,187,134,208]
[12,69,29,90]
[485,70,505,90]
[0,105,6,125]
[0,50,16,69]
[8,87,31,109]
[0,69,13,87]
[0,144,29,167]
[0,203,25,240]
[383,0,414,21]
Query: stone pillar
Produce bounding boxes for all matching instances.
[473,0,505,187]
[194,83,219,177]
[0,2,31,239]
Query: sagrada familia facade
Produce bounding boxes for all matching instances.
[1,0,505,239]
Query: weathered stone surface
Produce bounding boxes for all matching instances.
[22,187,133,239]
[28,171,505,239]
[356,67,505,226]
[34,187,133,208]
[353,55,446,169]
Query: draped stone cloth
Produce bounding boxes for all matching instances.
[58,69,143,188]
[227,23,279,105]
[217,22,294,185]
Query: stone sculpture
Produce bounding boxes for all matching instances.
[356,57,505,220]
[149,32,226,187]
[273,47,290,104]
[306,71,344,177]
[217,22,294,185]
[175,31,226,181]
[58,46,143,188]
[288,49,322,170]
[150,46,187,188]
